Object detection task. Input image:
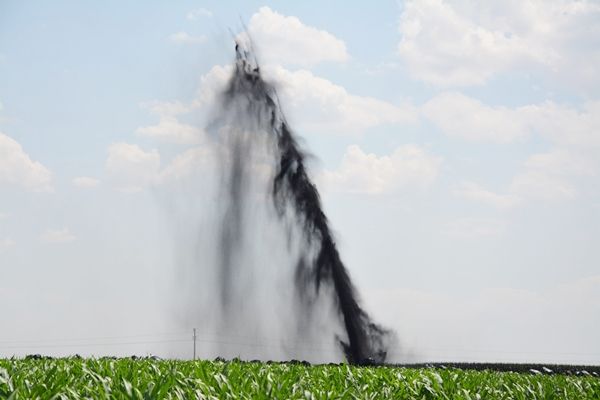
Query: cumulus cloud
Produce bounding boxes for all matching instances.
[398,0,538,86]
[265,66,417,134]
[509,149,595,200]
[157,146,215,184]
[146,64,416,139]
[40,228,75,244]
[244,7,349,67]
[191,64,233,108]
[457,149,596,206]
[136,101,204,144]
[137,119,202,143]
[186,8,212,20]
[106,143,160,193]
[398,0,600,89]
[423,93,600,147]
[510,170,576,200]
[524,149,596,177]
[169,32,207,45]
[320,144,442,194]
[142,10,416,140]
[72,176,100,189]
[103,143,215,190]
[422,92,531,143]
[422,91,600,203]
[0,132,53,192]
[522,101,600,148]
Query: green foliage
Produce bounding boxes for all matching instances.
[0,358,599,399]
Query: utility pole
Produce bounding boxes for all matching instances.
[193,328,197,360]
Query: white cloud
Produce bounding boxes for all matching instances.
[423,93,600,147]
[72,176,100,189]
[40,228,75,244]
[398,0,538,86]
[104,143,213,190]
[398,0,600,89]
[422,92,531,143]
[524,149,596,177]
[106,143,160,193]
[320,144,442,194]
[193,65,233,108]
[186,8,212,20]
[454,182,520,208]
[153,64,416,138]
[0,132,53,192]
[136,101,204,144]
[0,238,15,250]
[510,170,576,200]
[136,119,202,144]
[511,149,596,201]
[244,7,348,67]
[523,101,600,148]
[169,32,207,45]
[266,66,417,134]
[457,149,596,206]
[422,92,599,203]
[0,212,8,220]
[157,146,214,184]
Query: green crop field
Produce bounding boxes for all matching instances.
[1,358,599,399]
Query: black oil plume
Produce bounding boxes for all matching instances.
[213,42,394,365]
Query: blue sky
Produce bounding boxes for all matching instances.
[1,1,599,363]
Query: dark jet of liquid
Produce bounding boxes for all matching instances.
[216,42,394,364]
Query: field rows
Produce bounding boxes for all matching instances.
[1,358,599,399]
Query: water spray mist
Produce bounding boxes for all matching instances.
[209,42,395,364]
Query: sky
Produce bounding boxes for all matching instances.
[1,0,599,364]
